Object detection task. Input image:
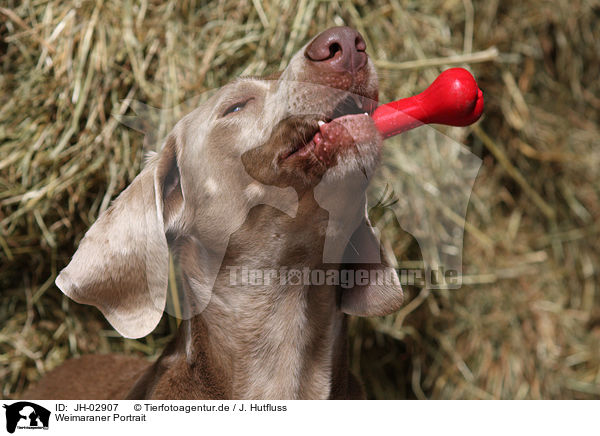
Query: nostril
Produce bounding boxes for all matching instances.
[328,42,342,58]
[355,36,366,52]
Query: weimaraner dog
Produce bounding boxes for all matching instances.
[24,26,403,400]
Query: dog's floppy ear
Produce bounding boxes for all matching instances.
[340,214,404,316]
[56,135,183,338]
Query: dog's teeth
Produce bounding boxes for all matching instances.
[318,120,325,127]
[352,94,363,109]
[364,112,368,116]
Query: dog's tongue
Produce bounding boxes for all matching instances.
[371,68,484,138]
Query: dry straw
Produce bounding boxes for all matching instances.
[1,0,599,399]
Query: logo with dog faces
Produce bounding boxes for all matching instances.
[2,402,50,434]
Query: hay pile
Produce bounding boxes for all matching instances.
[1,0,599,399]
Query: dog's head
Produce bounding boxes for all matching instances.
[56,27,403,338]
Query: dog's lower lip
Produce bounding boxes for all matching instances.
[282,128,320,160]
[285,112,372,163]
[284,95,377,162]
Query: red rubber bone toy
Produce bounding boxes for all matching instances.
[372,67,484,138]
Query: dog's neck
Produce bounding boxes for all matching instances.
[136,193,360,399]
[192,280,346,399]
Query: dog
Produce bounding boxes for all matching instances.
[23,26,404,400]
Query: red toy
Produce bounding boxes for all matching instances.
[372,68,484,138]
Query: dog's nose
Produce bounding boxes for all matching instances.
[304,27,367,73]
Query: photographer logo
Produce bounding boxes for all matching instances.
[2,402,50,433]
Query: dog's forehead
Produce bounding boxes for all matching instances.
[218,77,272,101]
[183,77,273,125]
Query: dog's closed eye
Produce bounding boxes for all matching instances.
[222,98,254,117]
